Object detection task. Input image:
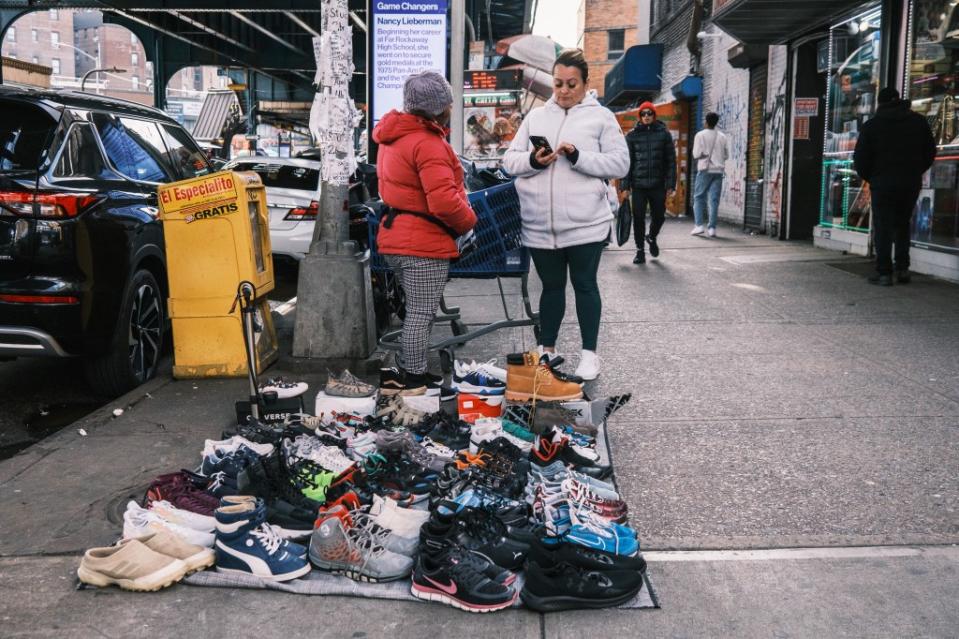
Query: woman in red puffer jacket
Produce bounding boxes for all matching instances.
[373,70,477,395]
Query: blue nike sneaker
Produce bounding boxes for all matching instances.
[451,369,506,396]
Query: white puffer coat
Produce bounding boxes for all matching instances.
[503,92,630,249]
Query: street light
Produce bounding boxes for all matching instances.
[81,66,126,92]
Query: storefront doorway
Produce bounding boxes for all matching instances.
[786,39,827,239]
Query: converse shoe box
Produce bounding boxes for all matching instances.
[235,395,304,425]
[314,390,379,423]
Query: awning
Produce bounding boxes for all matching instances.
[604,44,664,108]
[712,0,879,45]
[192,90,242,143]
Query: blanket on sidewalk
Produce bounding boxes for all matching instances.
[185,401,660,609]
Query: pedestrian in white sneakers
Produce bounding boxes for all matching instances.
[503,48,629,381]
[691,112,728,238]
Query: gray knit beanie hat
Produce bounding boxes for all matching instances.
[403,71,453,116]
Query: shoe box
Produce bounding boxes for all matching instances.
[235,394,304,425]
[457,393,504,423]
[314,390,379,423]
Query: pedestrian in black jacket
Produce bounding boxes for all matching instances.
[624,101,677,264]
[854,87,936,285]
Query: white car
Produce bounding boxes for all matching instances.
[223,157,320,260]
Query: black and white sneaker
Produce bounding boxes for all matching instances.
[379,367,427,396]
[259,378,308,399]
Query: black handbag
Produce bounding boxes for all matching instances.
[616,196,632,247]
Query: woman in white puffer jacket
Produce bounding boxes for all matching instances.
[503,48,629,380]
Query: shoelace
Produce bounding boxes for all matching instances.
[250,525,284,555]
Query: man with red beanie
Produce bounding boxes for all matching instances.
[372,70,477,395]
[624,102,677,264]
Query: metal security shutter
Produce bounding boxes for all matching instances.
[744,64,767,230]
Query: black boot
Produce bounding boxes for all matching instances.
[646,235,660,258]
[632,251,645,265]
[867,272,893,286]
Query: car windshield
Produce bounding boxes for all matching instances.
[0,103,57,172]
[231,162,319,191]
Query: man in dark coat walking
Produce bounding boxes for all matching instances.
[624,102,677,264]
[854,87,936,285]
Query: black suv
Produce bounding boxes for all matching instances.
[0,87,212,396]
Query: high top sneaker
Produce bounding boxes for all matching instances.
[213,501,310,582]
[529,431,613,480]
[505,351,584,402]
[309,506,414,582]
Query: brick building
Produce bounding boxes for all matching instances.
[2,8,76,81]
[577,0,646,98]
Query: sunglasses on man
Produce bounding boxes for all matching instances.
[640,110,655,117]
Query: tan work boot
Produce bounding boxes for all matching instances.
[77,539,188,591]
[122,529,215,574]
[505,351,584,401]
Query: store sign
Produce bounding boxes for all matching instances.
[370,1,449,128]
[794,97,820,118]
[464,69,522,91]
[793,116,810,140]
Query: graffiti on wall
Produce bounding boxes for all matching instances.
[714,79,747,211]
[763,48,789,235]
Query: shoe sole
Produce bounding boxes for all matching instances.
[519,586,642,612]
[77,559,189,592]
[410,581,517,612]
[215,563,311,582]
[380,387,427,397]
[308,557,410,583]
[451,381,506,395]
[183,549,216,574]
[505,390,583,402]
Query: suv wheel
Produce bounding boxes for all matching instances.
[84,269,164,397]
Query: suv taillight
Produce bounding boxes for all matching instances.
[0,191,99,218]
[284,200,318,221]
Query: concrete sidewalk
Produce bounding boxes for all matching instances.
[2,217,958,638]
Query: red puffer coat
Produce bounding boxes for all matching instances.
[372,110,477,258]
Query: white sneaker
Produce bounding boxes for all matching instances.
[258,378,308,399]
[537,345,562,364]
[470,359,508,383]
[202,436,273,460]
[123,501,215,547]
[691,225,705,236]
[148,500,216,532]
[574,350,601,381]
[469,418,504,454]
[707,227,716,237]
[287,436,356,475]
[369,495,430,537]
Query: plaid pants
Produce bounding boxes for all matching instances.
[384,255,450,375]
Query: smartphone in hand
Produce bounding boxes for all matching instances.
[529,135,554,155]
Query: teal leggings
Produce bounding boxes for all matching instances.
[529,241,605,351]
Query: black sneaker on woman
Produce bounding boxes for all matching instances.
[379,367,427,396]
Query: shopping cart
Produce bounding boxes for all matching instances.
[367,181,539,373]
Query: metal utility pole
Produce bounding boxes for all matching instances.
[293,0,377,360]
[451,0,465,154]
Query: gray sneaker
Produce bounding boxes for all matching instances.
[309,506,414,581]
[325,369,377,398]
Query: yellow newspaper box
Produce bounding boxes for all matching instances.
[159,171,278,378]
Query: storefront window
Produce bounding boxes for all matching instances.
[907,0,959,253]
[820,8,882,232]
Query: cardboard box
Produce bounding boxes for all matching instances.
[457,393,504,423]
[314,390,378,424]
